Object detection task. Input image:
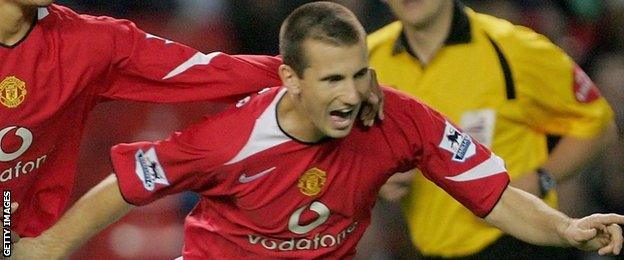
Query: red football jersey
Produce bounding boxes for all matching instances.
[0,4,281,237]
[111,87,510,259]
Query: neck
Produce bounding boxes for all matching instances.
[277,91,326,143]
[0,2,37,46]
[402,1,454,65]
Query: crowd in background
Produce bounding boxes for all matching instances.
[51,0,623,259]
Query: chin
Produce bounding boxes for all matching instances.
[325,127,353,139]
[404,16,430,28]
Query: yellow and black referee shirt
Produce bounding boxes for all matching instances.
[368,3,614,257]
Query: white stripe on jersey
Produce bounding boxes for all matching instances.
[146,33,174,44]
[163,52,221,80]
[445,154,506,182]
[37,7,49,20]
[225,88,290,165]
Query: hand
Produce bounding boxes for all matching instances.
[360,68,385,127]
[379,170,415,202]
[510,171,540,197]
[562,214,624,255]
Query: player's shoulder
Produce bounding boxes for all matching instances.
[45,4,79,19]
[210,86,281,123]
[172,87,285,163]
[381,86,413,104]
[381,86,435,120]
[230,86,284,115]
[182,87,283,142]
[367,21,402,54]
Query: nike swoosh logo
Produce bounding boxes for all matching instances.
[239,167,277,183]
[445,154,506,182]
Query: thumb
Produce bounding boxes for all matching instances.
[572,227,598,242]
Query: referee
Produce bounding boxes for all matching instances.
[368,0,617,259]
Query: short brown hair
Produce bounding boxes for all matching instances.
[279,2,366,77]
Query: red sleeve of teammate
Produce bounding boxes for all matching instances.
[110,121,228,206]
[98,19,282,103]
[391,91,510,217]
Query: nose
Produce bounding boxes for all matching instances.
[340,79,363,106]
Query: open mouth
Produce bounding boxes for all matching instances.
[330,108,355,118]
[329,107,356,129]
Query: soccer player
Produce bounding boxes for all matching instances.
[12,2,624,259]
[368,0,617,258]
[0,0,283,240]
[0,0,384,243]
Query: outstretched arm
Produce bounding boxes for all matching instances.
[485,186,624,255]
[12,175,132,259]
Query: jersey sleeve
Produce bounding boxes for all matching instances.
[98,18,282,103]
[110,120,228,206]
[501,26,614,138]
[386,90,510,217]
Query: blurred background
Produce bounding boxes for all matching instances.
[54,0,624,259]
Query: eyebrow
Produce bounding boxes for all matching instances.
[318,67,369,81]
[320,74,344,81]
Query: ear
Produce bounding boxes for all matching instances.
[278,64,302,95]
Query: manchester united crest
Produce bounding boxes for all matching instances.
[0,76,27,108]
[297,167,326,196]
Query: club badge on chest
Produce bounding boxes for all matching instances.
[298,168,327,196]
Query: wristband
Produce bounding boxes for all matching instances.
[536,168,556,198]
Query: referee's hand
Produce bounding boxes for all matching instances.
[379,170,415,202]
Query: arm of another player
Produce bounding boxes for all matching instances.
[485,186,624,255]
[11,175,132,259]
[99,21,385,124]
[96,18,283,103]
[359,69,385,126]
[512,121,618,196]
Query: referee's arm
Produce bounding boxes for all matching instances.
[511,121,618,196]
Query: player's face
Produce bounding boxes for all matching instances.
[384,0,451,27]
[295,39,370,139]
